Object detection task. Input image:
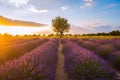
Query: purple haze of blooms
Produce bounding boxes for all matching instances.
[109,38,120,51]
[62,40,116,80]
[0,38,59,80]
[80,41,99,51]
[70,38,100,51]
[0,38,49,63]
[90,38,120,50]
[94,44,115,60]
[70,38,80,43]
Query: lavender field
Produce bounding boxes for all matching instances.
[0,0,120,79]
[0,36,120,80]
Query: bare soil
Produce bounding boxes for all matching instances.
[56,41,68,80]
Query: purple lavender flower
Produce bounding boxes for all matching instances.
[0,38,49,63]
[95,44,115,60]
[0,39,59,80]
[62,41,116,80]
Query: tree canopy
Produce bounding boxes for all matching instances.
[52,16,70,38]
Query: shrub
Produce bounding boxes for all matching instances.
[70,38,79,43]
[0,39,59,80]
[0,38,49,63]
[110,39,120,50]
[95,44,114,60]
[110,51,120,70]
[80,41,99,51]
[63,42,116,80]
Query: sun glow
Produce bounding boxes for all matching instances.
[0,19,8,26]
[0,26,51,35]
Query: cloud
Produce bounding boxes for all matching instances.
[35,30,53,34]
[9,0,29,8]
[69,25,93,34]
[28,5,48,13]
[113,26,120,31]
[77,20,114,33]
[70,24,113,34]
[94,25,112,33]
[61,6,69,11]
[34,24,119,35]
[79,20,101,28]
[80,0,93,9]
[70,23,97,34]
[34,25,92,34]
[34,26,53,34]
[69,20,115,34]
[106,3,117,8]
[0,15,46,27]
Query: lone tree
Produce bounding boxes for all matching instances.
[52,16,70,38]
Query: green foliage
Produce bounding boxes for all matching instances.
[95,45,114,59]
[52,16,70,38]
[81,41,99,51]
[111,56,120,70]
[111,51,120,70]
[82,30,120,36]
[72,60,113,80]
[109,30,120,36]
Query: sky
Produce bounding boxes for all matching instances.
[0,0,120,35]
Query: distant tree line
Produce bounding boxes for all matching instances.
[82,30,120,36]
[0,30,120,37]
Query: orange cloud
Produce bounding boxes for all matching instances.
[0,15,46,27]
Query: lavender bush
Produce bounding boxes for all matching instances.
[80,41,99,51]
[62,41,116,80]
[6,38,37,46]
[70,38,80,43]
[110,51,120,70]
[0,38,49,63]
[109,38,120,50]
[95,44,115,60]
[61,38,70,44]
[0,38,59,80]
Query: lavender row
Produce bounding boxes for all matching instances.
[90,39,120,70]
[62,39,116,80]
[70,38,120,71]
[70,38,120,51]
[0,38,59,80]
[3,38,37,46]
[0,38,49,64]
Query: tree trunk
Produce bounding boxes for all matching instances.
[56,32,59,36]
[60,32,63,39]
